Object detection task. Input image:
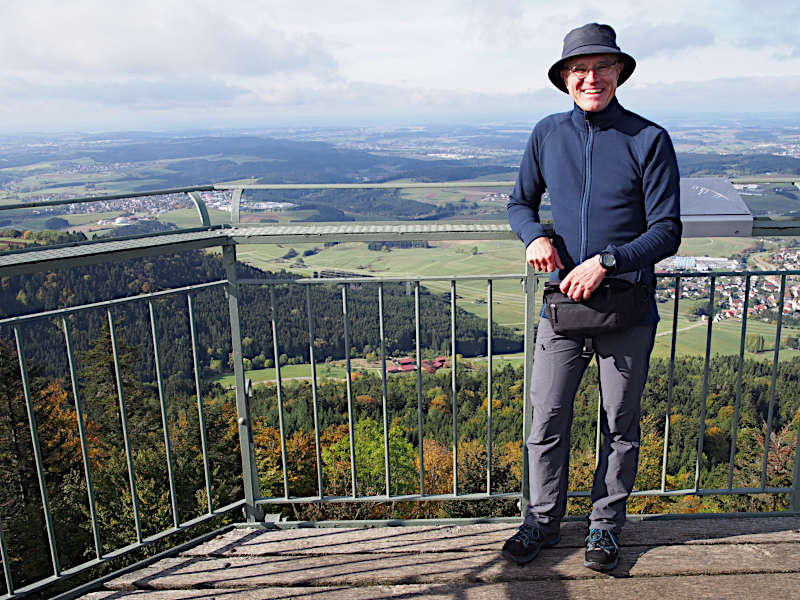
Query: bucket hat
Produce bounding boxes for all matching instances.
[548,23,635,93]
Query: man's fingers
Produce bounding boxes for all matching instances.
[544,250,563,272]
[529,253,558,272]
[526,238,563,273]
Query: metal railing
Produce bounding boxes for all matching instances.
[0,281,245,599]
[236,272,526,505]
[229,269,800,509]
[0,181,799,597]
[2,268,798,596]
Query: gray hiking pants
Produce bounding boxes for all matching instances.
[524,317,656,535]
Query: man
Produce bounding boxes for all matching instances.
[502,23,681,571]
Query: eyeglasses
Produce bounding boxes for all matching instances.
[563,60,618,79]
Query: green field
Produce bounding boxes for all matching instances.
[236,239,528,332]
[233,236,800,363]
[212,363,348,387]
[674,237,757,257]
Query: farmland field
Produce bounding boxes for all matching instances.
[234,237,800,362]
[236,239,528,332]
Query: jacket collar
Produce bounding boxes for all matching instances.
[570,96,623,129]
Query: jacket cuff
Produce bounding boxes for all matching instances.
[519,223,547,249]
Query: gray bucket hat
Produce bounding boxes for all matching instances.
[548,23,635,93]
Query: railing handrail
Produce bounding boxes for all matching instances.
[0,181,513,214]
[3,176,799,214]
[0,185,216,212]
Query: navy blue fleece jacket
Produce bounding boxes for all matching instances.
[507,97,682,322]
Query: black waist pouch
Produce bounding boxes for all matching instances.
[543,278,651,336]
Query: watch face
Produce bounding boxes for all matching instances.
[602,253,615,269]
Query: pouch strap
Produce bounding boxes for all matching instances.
[581,337,594,358]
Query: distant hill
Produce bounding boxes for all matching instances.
[677,153,800,177]
[0,133,517,190]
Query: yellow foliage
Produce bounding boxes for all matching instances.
[480,396,502,410]
[355,394,377,408]
[430,392,450,414]
[419,438,452,495]
[718,405,735,420]
[498,441,523,488]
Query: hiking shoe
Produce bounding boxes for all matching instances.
[501,523,560,565]
[584,528,619,571]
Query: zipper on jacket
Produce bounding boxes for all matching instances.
[580,115,594,263]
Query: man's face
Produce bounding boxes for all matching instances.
[562,53,624,113]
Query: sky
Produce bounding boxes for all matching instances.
[0,0,798,132]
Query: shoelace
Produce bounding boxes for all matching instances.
[586,528,618,552]
[511,524,543,546]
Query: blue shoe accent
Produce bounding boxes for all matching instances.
[501,523,560,565]
[583,528,619,571]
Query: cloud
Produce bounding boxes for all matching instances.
[2,77,250,108]
[619,22,715,59]
[621,76,800,113]
[734,12,800,58]
[0,0,338,79]
[467,0,528,44]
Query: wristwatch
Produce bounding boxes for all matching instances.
[599,251,616,273]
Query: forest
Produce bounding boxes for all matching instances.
[0,326,797,591]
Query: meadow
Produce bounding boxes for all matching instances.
[216,234,800,386]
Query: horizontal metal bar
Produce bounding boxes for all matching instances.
[0,185,216,212]
[255,491,520,505]
[227,225,520,245]
[0,280,226,326]
[254,483,793,505]
[732,177,800,184]
[233,510,798,531]
[3,178,791,215]
[220,269,800,289]
[657,268,800,277]
[238,278,309,285]
[296,274,526,284]
[570,486,792,498]
[7,221,800,282]
[239,274,525,286]
[216,181,515,190]
[0,234,228,278]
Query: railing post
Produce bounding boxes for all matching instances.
[223,243,263,522]
[186,191,211,227]
[231,188,243,225]
[695,276,715,492]
[451,279,458,496]
[792,413,800,512]
[521,263,537,516]
[414,281,425,496]
[14,326,60,576]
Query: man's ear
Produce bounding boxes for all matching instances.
[615,61,625,82]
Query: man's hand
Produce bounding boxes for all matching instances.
[526,237,564,272]
[560,254,606,301]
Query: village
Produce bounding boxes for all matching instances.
[386,355,451,374]
[656,249,800,322]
